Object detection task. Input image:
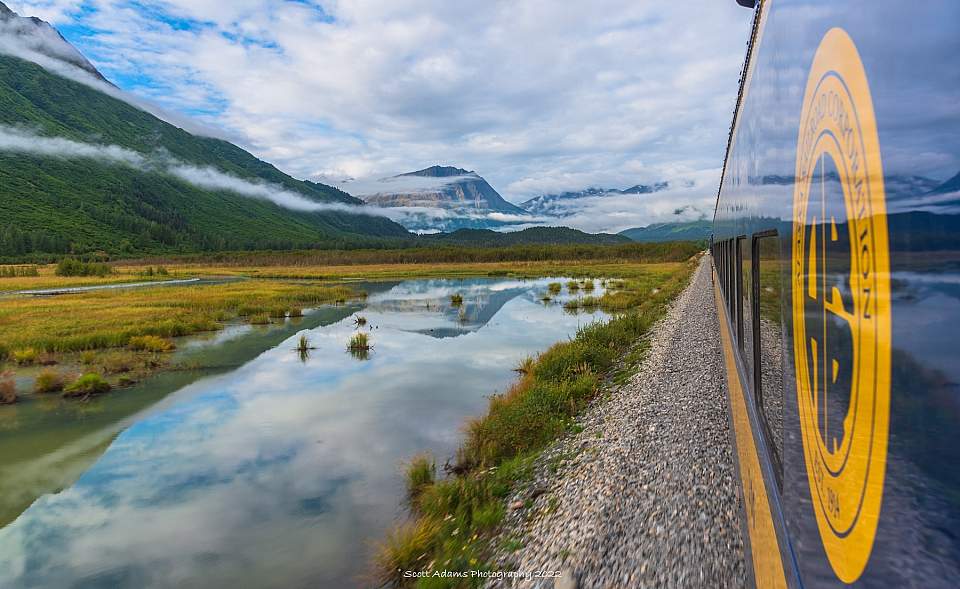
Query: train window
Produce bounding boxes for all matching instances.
[718,241,726,297]
[735,236,745,348]
[753,232,784,484]
[740,237,753,382]
[727,240,735,316]
[730,239,738,321]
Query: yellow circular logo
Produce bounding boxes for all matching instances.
[792,28,892,583]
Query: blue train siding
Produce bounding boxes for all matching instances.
[712,1,960,587]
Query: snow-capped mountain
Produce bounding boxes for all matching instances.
[519,182,670,217]
[348,165,531,231]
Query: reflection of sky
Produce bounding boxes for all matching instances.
[0,278,606,588]
[715,1,960,233]
[891,272,960,384]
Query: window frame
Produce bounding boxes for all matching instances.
[751,229,784,488]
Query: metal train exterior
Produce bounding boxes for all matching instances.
[711,1,960,586]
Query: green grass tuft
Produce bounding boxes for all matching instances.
[348,332,371,351]
[406,453,436,501]
[63,372,111,398]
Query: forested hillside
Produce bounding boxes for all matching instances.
[0,53,409,259]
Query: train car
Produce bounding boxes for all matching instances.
[711,1,960,586]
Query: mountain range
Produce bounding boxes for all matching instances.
[520,183,671,217]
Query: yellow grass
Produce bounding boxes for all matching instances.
[0,280,355,358]
[0,264,178,292]
[127,259,684,282]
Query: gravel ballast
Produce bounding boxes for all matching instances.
[488,255,746,588]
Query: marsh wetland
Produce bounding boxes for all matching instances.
[0,276,612,587]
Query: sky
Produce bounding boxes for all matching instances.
[4,0,754,230]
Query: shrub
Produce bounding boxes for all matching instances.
[567,280,580,292]
[0,265,39,278]
[33,369,64,394]
[55,258,112,277]
[406,453,436,500]
[12,347,38,365]
[450,293,464,306]
[582,280,596,292]
[80,350,97,365]
[547,282,562,295]
[128,335,175,353]
[63,373,111,397]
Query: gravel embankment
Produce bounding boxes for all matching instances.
[488,255,745,588]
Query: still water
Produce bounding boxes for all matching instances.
[0,277,607,588]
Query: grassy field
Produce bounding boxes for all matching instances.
[374,256,698,587]
[0,278,356,399]
[0,244,698,402]
[0,264,183,292]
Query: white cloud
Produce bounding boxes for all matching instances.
[0,125,394,218]
[0,124,146,164]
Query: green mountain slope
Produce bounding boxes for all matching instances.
[619,220,712,243]
[0,51,409,259]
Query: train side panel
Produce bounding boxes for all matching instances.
[713,0,960,586]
